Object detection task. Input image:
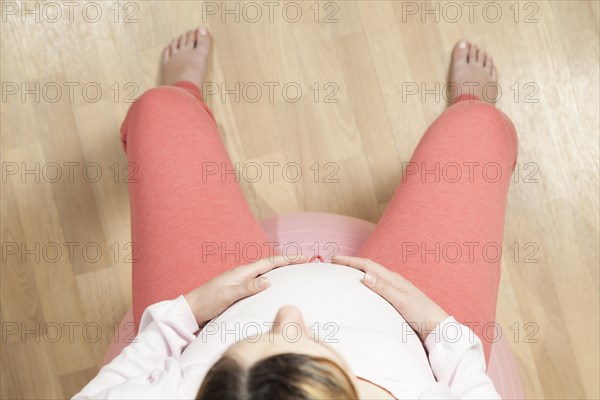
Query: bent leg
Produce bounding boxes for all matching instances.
[357,98,517,361]
[121,82,274,325]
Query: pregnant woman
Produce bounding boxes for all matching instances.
[75,26,516,399]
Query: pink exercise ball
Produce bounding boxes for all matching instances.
[102,212,525,399]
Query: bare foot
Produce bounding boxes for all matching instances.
[447,39,498,104]
[160,26,211,87]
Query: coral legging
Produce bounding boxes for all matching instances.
[121,81,517,363]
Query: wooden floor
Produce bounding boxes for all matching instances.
[1,1,598,398]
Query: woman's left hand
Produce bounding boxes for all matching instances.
[184,255,309,327]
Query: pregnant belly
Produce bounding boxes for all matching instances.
[181,263,435,398]
[209,263,424,355]
[237,262,406,332]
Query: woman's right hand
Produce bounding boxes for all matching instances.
[331,255,450,342]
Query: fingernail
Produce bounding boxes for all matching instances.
[199,25,207,35]
[257,277,269,289]
[363,273,376,286]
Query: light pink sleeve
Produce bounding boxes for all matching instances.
[72,295,199,399]
[420,316,501,399]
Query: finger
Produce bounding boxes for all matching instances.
[360,271,407,310]
[330,255,394,280]
[234,276,270,300]
[244,254,310,277]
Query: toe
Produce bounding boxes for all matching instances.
[195,26,211,51]
[162,46,170,62]
[192,28,199,48]
[468,43,477,63]
[474,45,482,64]
[185,30,195,47]
[480,50,488,66]
[487,57,494,73]
[452,39,469,63]
[176,34,185,49]
[169,38,178,54]
[491,65,498,81]
[199,25,209,37]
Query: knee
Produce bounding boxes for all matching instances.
[123,86,214,133]
[121,86,210,151]
[448,101,518,157]
[452,101,513,129]
[133,86,198,115]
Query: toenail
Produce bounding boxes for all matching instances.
[199,25,207,35]
[458,40,467,48]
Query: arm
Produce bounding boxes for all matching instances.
[331,256,500,399]
[423,317,500,399]
[73,296,199,399]
[73,255,309,399]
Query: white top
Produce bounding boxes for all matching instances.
[74,263,500,399]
